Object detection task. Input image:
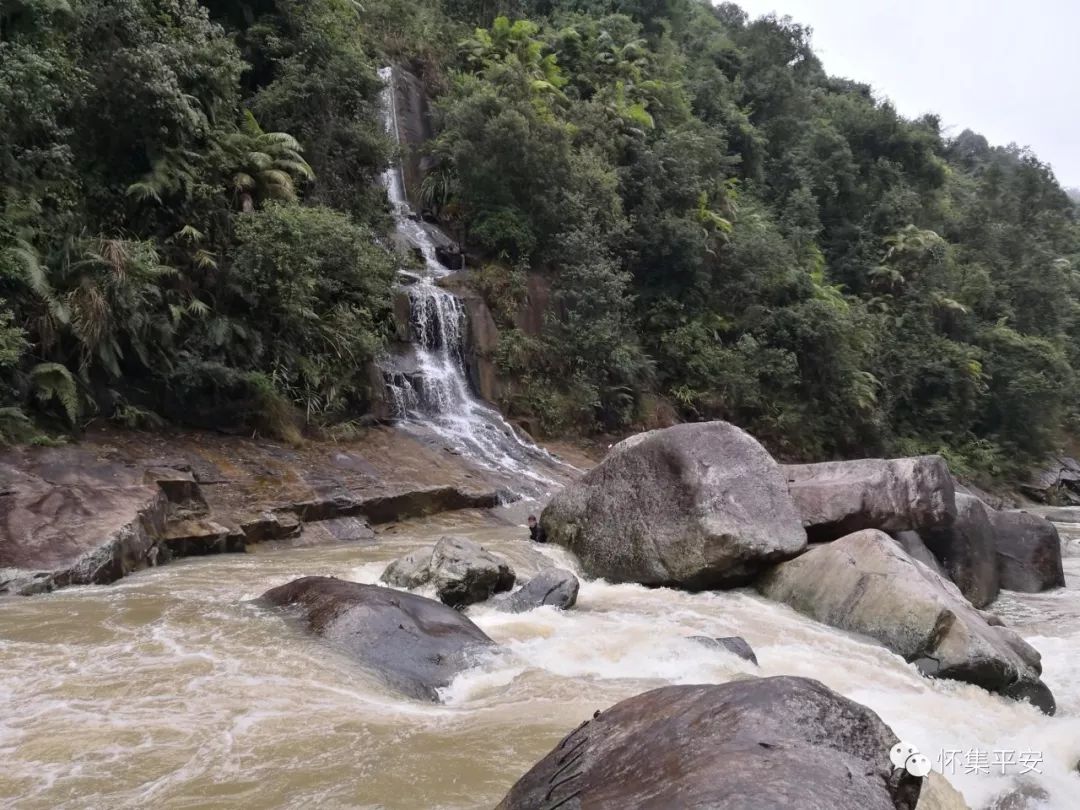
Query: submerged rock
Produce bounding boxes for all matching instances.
[488,568,579,613]
[430,536,515,608]
[497,676,922,810]
[261,576,495,701]
[541,421,806,588]
[989,510,1066,593]
[784,456,956,542]
[688,634,758,664]
[758,530,1054,713]
[921,493,1000,608]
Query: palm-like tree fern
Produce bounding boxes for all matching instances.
[224,110,314,211]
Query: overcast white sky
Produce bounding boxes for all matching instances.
[733,0,1080,187]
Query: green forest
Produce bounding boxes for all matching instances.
[2,0,1078,482]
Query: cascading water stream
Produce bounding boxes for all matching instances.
[376,67,566,491]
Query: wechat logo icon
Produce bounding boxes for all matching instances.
[890,741,932,778]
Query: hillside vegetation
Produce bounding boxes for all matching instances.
[2,0,1078,481]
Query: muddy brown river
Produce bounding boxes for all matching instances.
[2,503,1079,809]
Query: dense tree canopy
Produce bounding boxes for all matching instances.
[1,0,1077,482]
[421,0,1080,479]
[0,0,395,440]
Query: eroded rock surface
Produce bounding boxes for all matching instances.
[784,456,956,542]
[1,449,169,594]
[1,426,521,595]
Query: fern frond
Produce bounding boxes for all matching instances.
[175,225,205,244]
[186,297,211,317]
[29,363,81,425]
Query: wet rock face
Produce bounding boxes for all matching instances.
[758,530,1054,714]
[261,576,496,702]
[497,676,922,810]
[2,427,517,595]
[541,421,806,589]
[920,493,1000,608]
[989,510,1066,593]
[430,536,515,608]
[488,568,579,613]
[1,450,170,595]
[784,456,956,542]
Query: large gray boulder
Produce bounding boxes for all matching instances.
[540,422,806,588]
[430,536,515,608]
[488,568,579,613]
[784,456,956,542]
[989,510,1066,593]
[920,493,1000,608]
[261,576,495,701]
[758,530,1054,714]
[497,676,922,810]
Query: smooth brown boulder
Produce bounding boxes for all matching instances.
[541,422,806,588]
[261,576,496,701]
[989,510,1066,593]
[497,676,922,810]
[784,456,956,542]
[758,530,1054,714]
[920,493,1000,608]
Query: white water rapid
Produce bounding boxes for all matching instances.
[376,67,564,493]
[2,503,1079,809]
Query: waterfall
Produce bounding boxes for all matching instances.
[377,67,564,490]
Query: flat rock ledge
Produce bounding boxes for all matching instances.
[1,435,503,596]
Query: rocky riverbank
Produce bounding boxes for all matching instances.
[0,424,585,596]
[4,419,1075,807]
[539,421,1065,717]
